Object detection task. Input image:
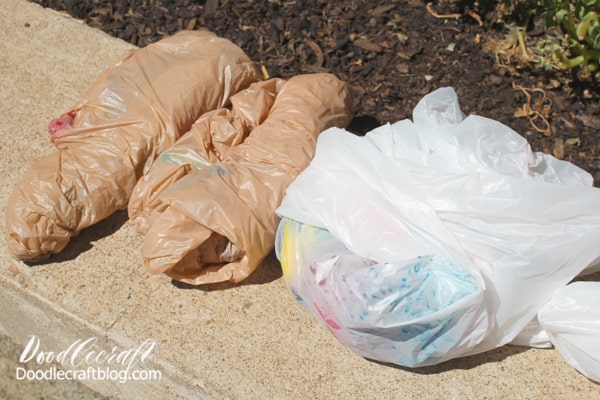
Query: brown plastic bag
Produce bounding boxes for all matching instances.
[6,30,260,261]
[128,74,353,284]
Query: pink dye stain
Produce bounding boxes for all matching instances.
[47,109,76,145]
[314,302,341,330]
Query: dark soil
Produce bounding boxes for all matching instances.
[30,0,600,185]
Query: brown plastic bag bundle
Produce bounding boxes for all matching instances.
[6,30,260,262]
[128,74,353,284]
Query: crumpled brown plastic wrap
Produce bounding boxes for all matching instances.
[6,30,260,262]
[128,74,353,284]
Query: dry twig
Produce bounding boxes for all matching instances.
[513,83,552,136]
[426,3,461,19]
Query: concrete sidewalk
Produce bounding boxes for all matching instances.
[1,1,599,399]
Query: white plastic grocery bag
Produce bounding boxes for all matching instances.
[275,87,600,373]
[538,282,600,382]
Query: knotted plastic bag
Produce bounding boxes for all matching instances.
[128,74,353,285]
[5,30,260,262]
[275,87,600,371]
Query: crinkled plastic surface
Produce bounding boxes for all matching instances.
[275,87,600,367]
[128,74,353,285]
[5,30,260,261]
[276,218,487,367]
[538,282,600,383]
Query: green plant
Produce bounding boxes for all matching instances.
[540,0,600,71]
[483,0,600,71]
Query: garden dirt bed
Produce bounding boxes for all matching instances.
[30,0,599,185]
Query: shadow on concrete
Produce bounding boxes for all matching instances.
[25,210,130,265]
[171,250,283,291]
[367,344,532,373]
